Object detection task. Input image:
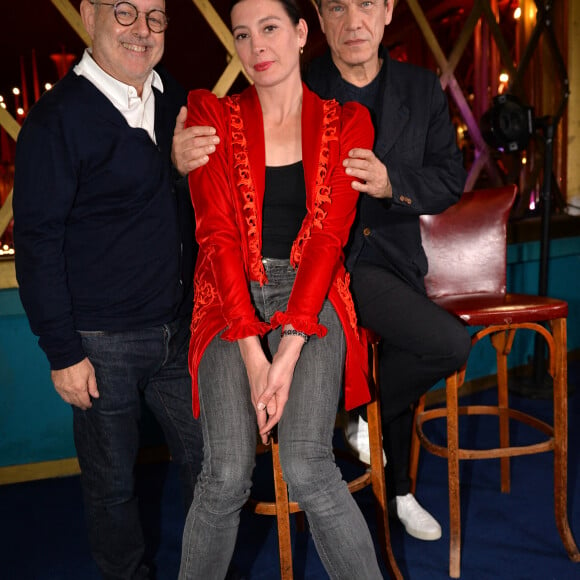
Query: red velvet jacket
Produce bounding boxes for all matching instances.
[186,83,374,417]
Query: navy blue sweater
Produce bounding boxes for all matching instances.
[13,67,195,370]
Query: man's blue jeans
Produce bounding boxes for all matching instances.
[73,316,203,580]
[179,259,381,579]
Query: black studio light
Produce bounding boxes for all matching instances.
[477,0,572,400]
[481,93,535,152]
[481,92,565,399]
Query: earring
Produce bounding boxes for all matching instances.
[300,46,304,55]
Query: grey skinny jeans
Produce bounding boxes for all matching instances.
[179,258,382,579]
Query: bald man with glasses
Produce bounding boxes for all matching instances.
[13,1,203,577]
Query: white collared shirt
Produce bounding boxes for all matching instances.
[74,48,163,144]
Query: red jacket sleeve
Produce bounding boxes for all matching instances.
[271,101,374,336]
[186,89,269,340]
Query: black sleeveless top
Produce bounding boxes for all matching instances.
[262,161,307,259]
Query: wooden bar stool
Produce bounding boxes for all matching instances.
[247,334,402,579]
[408,185,580,577]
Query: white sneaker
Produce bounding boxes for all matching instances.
[344,414,387,466]
[391,493,442,541]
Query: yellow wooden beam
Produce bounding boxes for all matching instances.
[405,0,448,73]
[0,190,13,237]
[2,1,85,266]
[0,259,17,289]
[51,0,91,46]
[191,0,252,92]
[404,0,505,187]
[192,0,235,55]
[0,108,21,142]
[213,56,247,98]
[0,108,18,239]
[446,75,502,185]
[441,3,483,89]
[0,458,81,485]
[479,0,517,77]
[466,149,498,191]
[1,3,85,258]
[0,446,169,485]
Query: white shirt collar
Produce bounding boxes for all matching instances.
[74,49,163,142]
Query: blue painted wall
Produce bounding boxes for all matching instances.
[460,236,580,382]
[0,290,76,466]
[508,237,580,358]
[0,285,164,469]
[1,236,579,469]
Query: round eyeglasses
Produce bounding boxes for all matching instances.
[90,1,168,33]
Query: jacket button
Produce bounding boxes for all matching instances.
[363,227,371,236]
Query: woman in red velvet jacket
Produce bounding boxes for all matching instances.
[179,0,381,578]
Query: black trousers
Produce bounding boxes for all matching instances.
[350,262,472,498]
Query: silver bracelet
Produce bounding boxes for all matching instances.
[281,329,309,343]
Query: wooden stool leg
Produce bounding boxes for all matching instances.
[409,395,425,495]
[271,437,294,579]
[446,372,461,579]
[491,330,514,493]
[369,341,403,580]
[551,318,580,562]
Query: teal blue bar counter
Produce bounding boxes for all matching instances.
[1,236,579,472]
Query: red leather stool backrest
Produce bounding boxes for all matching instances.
[420,185,517,300]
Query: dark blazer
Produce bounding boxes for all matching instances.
[305,48,467,294]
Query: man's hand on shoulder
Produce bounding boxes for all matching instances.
[172,106,220,176]
[51,358,99,410]
[343,148,393,199]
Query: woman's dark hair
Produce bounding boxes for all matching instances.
[230,0,303,25]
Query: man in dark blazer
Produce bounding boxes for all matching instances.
[172,0,471,542]
[307,0,471,541]
[13,1,202,577]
